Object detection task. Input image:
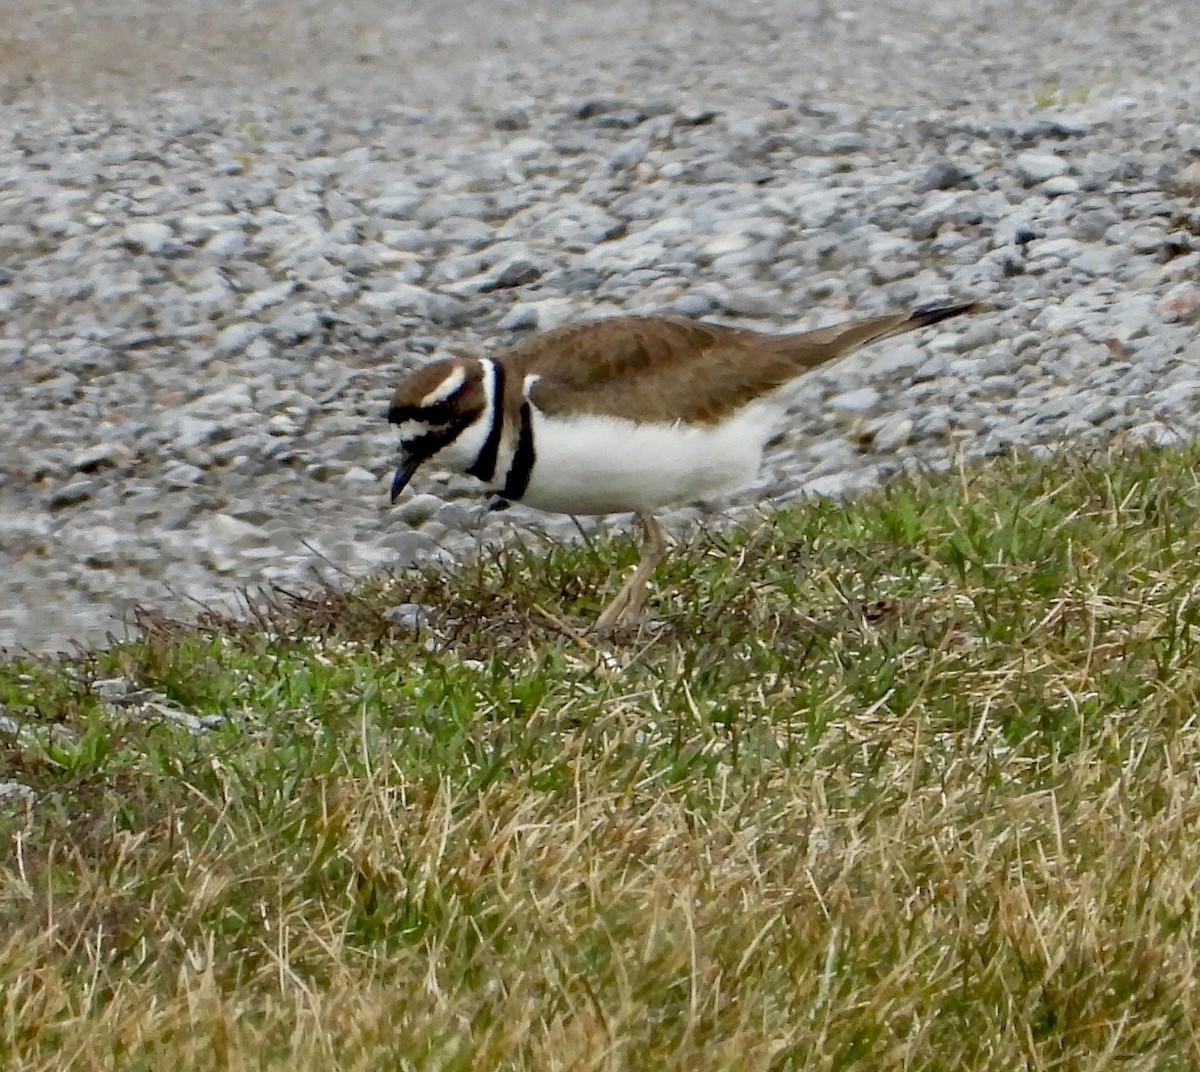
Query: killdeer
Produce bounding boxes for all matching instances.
[387,301,979,629]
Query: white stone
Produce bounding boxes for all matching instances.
[1015,151,1068,185]
[122,221,173,253]
[829,387,882,414]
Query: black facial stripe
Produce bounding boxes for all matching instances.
[388,403,420,424]
[499,400,535,502]
[466,361,506,483]
[405,425,461,461]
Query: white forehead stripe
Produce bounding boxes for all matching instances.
[419,367,468,408]
[479,359,497,413]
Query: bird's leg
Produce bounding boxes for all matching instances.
[593,513,669,632]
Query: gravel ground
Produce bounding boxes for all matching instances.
[2,0,1199,652]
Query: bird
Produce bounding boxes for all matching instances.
[386,301,980,630]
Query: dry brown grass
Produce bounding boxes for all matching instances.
[4,444,1200,1068]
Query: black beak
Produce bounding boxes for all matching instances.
[390,453,424,503]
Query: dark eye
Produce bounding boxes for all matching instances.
[422,403,454,424]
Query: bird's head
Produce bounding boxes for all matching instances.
[386,356,489,501]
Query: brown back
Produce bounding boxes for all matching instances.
[499,304,978,425]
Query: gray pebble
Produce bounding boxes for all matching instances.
[381,530,440,565]
[0,782,35,807]
[71,443,129,473]
[913,159,973,193]
[384,602,434,630]
[395,493,445,526]
[1014,151,1068,185]
[122,221,174,253]
[495,107,531,132]
[829,386,882,414]
[47,480,99,509]
[870,414,915,452]
[1039,175,1080,197]
[163,464,206,487]
[485,256,543,290]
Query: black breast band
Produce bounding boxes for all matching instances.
[499,400,536,501]
[466,361,506,483]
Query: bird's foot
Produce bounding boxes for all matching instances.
[592,577,652,634]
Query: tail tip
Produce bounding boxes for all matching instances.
[910,299,985,327]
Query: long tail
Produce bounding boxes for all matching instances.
[774,300,982,370]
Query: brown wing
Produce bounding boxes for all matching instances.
[497,316,758,424]
[495,305,978,425]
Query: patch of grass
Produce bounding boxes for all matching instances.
[5,443,1200,1069]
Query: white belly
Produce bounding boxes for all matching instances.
[518,406,776,515]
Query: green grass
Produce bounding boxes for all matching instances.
[5,443,1200,1069]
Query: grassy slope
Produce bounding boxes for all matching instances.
[4,444,1200,1070]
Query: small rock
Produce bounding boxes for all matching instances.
[915,409,953,438]
[205,513,269,549]
[129,700,224,734]
[823,130,867,154]
[428,500,476,529]
[80,526,123,568]
[243,281,295,314]
[1014,151,1068,185]
[381,530,439,564]
[678,106,720,126]
[1159,287,1200,322]
[1106,223,1167,255]
[801,470,873,498]
[914,159,972,193]
[699,284,779,316]
[213,321,264,356]
[829,386,881,414]
[703,233,752,257]
[572,97,624,120]
[1129,421,1188,447]
[164,463,206,487]
[668,293,716,318]
[1039,175,1080,196]
[1072,247,1123,277]
[868,342,925,377]
[71,442,129,473]
[396,493,445,526]
[499,298,575,332]
[871,415,915,452]
[495,106,531,131]
[0,782,35,807]
[1031,238,1083,262]
[205,229,246,257]
[343,466,379,485]
[609,140,647,170]
[122,221,174,253]
[267,413,301,436]
[367,192,424,219]
[35,212,77,237]
[268,306,320,343]
[360,283,473,326]
[171,415,223,450]
[484,256,543,290]
[1173,162,1200,197]
[47,480,98,509]
[384,602,433,630]
[93,677,145,702]
[910,193,982,240]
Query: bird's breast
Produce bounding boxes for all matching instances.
[515,406,774,515]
